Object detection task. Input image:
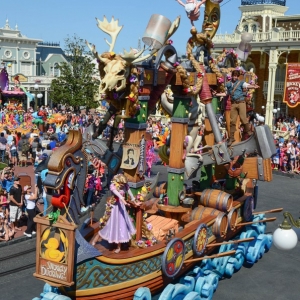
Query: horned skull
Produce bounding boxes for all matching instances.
[98,55,129,94]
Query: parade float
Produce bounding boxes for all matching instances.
[32,1,281,300]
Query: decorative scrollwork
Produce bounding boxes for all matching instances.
[76,256,162,289]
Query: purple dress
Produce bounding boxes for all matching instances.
[99,183,136,244]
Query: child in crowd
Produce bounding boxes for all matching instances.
[282,154,288,173]
[272,144,280,170]
[0,188,9,219]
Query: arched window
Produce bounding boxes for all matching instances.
[252,25,257,33]
[53,63,60,77]
[243,25,249,32]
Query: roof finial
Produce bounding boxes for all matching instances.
[5,18,10,29]
[15,23,18,30]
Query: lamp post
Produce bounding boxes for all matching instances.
[261,105,265,117]
[34,83,39,111]
[34,83,43,111]
[273,212,299,250]
[272,108,280,129]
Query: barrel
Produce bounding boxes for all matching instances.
[153,182,168,198]
[212,213,228,238]
[186,206,228,238]
[190,205,224,221]
[227,207,238,231]
[200,189,233,212]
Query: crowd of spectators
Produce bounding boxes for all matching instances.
[0,105,109,241]
[272,115,300,173]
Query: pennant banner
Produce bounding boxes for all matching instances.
[120,143,140,170]
[283,63,300,108]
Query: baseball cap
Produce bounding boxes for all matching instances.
[14,177,20,181]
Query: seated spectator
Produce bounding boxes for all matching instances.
[0,215,14,241]
[0,188,9,219]
[42,144,53,157]
[41,135,50,150]
[49,136,57,150]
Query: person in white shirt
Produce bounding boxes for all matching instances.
[23,184,38,238]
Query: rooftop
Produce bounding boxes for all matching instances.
[241,0,286,6]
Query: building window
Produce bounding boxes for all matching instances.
[53,63,60,77]
[252,25,257,33]
[4,50,12,58]
[23,51,30,60]
[21,62,32,76]
[243,25,249,32]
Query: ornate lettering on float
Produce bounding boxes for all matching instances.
[40,260,68,281]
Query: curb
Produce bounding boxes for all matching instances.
[0,205,96,248]
[273,170,300,179]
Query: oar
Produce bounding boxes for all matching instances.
[207,237,254,248]
[184,250,236,264]
[237,217,276,227]
[253,208,283,215]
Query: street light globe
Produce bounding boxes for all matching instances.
[261,106,265,109]
[277,108,280,111]
[37,93,43,99]
[241,32,253,43]
[273,227,298,250]
[31,93,36,98]
[273,109,278,113]
[34,83,39,90]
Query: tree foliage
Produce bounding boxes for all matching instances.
[50,35,100,108]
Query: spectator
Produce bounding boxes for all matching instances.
[42,144,53,157]
[23,184,38,238]
[31,137,41,165]
[9,141,18,166]
[1,167,14,192]
[49,136,57,150]
[0,132,7,162]
[0,188,9,219]
[9,176,23,233]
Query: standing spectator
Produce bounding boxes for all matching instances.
[6,130,14,145]
[9,177,23,233]
[272,144,280,170]
[1,167,14,192]
[9,141,18,166]
[31,137,40,165]
[0,132,7,162]
[23,185,38,238]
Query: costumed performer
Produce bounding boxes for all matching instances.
[146,140,158,178]
[176,0,206,26]
[217,70,259,146]
[92,174,140,253]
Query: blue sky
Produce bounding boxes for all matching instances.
[0,0,298,55]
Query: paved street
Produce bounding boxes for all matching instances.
[1,167,300,300]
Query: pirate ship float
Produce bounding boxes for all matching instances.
[33,2,280,299]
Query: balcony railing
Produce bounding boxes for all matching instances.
[263,81,285,93]
[213,29,300,44]
[241,0,286,5]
